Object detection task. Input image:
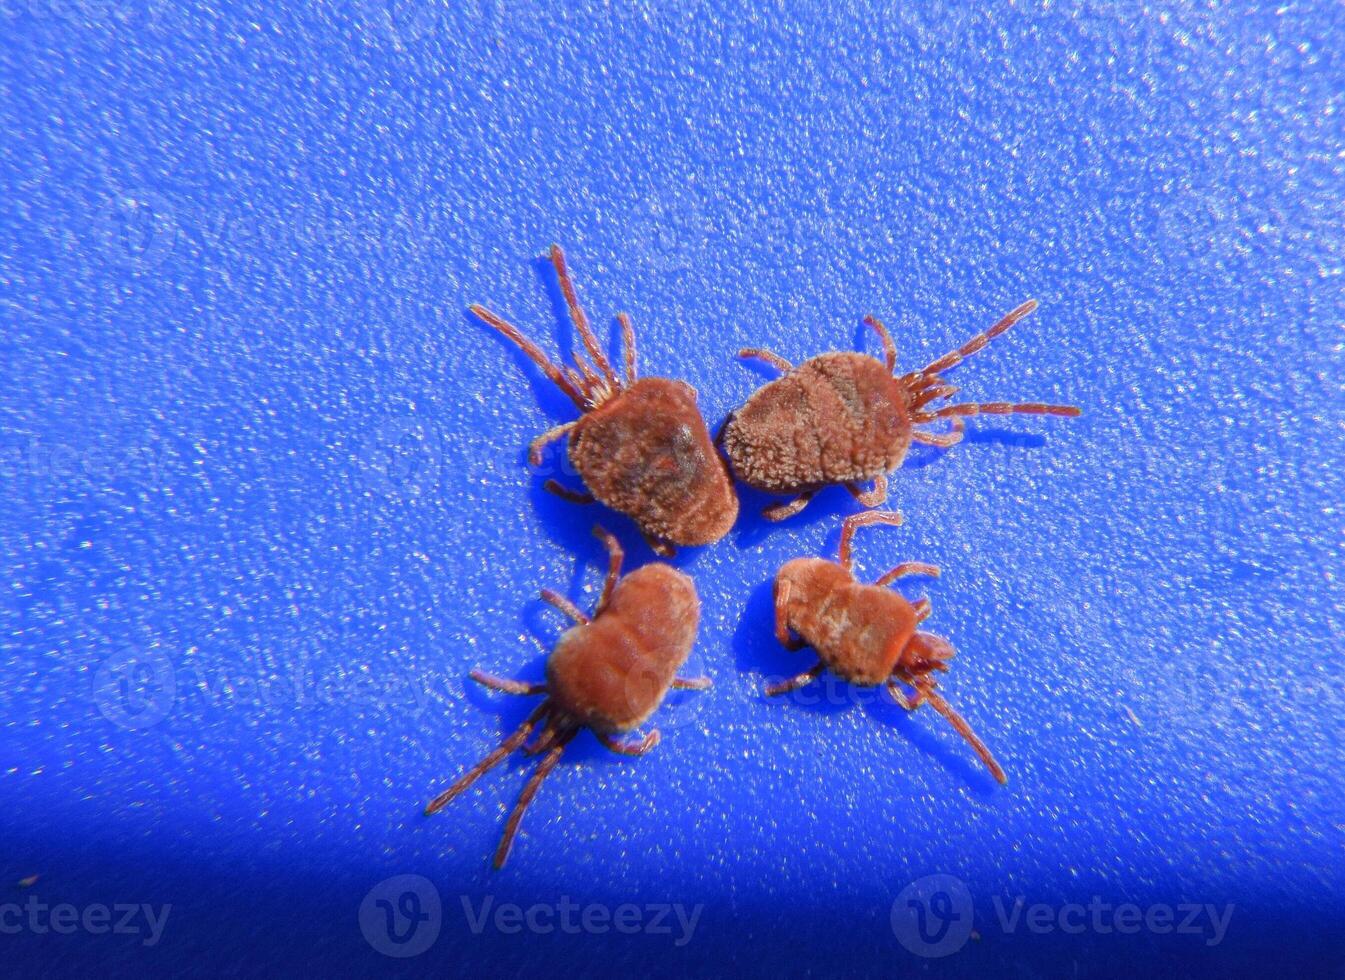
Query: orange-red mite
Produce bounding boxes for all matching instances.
[766,510,1007,784]
[425,526,711,868]
[471,246,739,554]
[721,300,1081,521]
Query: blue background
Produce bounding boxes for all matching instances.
[3,1,1342,976]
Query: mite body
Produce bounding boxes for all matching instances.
[766,511,1007,784]
[472,246,738,553]
[721,300,1081,520]
[425,527,711,867]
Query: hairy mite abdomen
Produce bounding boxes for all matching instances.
[570,378,738,546]
[723,353,911,494]
[779,558,919,686]
[546,564,699,732]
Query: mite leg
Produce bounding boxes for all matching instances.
[592,525,625,613]
[493,729,575,868]
[913,597,932,623]
[528,421,578,467]
[838,510,904,572]
[911,384,959,411]
[642,531,676,558]
[544,480,596,505]
[549,245,618,391]
[617,312,637,385]
[737,348,794,374]
[875,562,941,588]
[763,662,825,697]
[523,720,563,756]
[597,729,660,756]
[540,589,589,625]
[845,473,888,508]
[912,416,965,448]
[469,303,587,408]
[919,683,1007,785]
[469,669,548,696]
[863,315,897,372]
[425,702,549,816]
[762,492,813,522]
[885,679,928,711]
[916,402,1081,422]
[920,299,1039,376]
[672,676,713,691]
[912,429,960,448]
[773,579,805,650]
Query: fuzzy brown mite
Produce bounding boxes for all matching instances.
[721,300,1081,521]
[424,526,712,868]
[765,510,1007,784]
[471,246,738,554]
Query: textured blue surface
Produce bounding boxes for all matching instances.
[3,1,1343,976]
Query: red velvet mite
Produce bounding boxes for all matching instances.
[425,526,711,867]
[471,246,738,554]
[721,300,1081,520]
[765,510,1007,784]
